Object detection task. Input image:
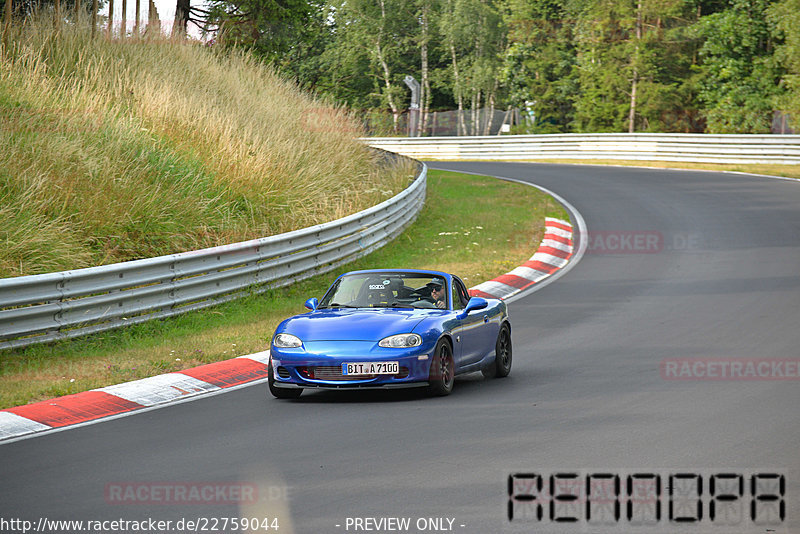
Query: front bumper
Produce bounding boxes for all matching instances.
[270,340,435,389]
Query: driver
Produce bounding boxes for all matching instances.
[428,279,447,309]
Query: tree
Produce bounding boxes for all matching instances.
[205,0,313,61]
[570,0,702,133]
[501,0,577,133]
[769,0,800,131]
[439,0,505,135]
[323,0,418,132]
[694,0,783,133]
[416,0,437,135]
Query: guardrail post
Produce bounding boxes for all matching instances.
[404,75,420,138]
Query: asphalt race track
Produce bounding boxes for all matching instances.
[1,162,799,533]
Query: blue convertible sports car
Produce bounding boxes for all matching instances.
[268,269,512,398]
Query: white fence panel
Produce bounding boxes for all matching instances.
[365,133,800,165]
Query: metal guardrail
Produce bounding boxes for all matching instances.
[0,159,427,350]
[365,133,800,165]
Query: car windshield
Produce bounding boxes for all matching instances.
[318,273,448,309]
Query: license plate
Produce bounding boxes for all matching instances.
[342,361,399,376]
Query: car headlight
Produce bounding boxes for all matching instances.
[379,333,422,348]
[273,333,302,348]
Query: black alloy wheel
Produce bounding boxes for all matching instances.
[428,339,455,396]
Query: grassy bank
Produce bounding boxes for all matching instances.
[0,170,569,409]
[0,18,411,278]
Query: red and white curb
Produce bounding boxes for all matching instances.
[0,218,575,443]
[469,217,574,300]
[0,352,271,442]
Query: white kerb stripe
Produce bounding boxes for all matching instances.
[544,227,573,239]
[238,351,270,365]
[96,373,220,407]
[471,280,521,299]
[531,252,571,268]
[0,412,51,439]
[508,266,550,282]
[545,217,572,227]
[540,238,573,253]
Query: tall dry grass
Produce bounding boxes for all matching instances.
[0,15,413,277]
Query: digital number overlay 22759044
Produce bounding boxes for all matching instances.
[507,470,787,531]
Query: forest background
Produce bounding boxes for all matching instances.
[4,0,800,136]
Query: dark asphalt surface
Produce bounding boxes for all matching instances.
[1,162,799,534]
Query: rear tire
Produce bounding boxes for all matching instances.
[494,324,512,377]
[427,339,455,396]
[483,324,512,379]
[269,361,302,399]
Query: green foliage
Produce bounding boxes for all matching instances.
[7,0,800,135]
[694,0,784,133]
[195,0,799,135]
[569,0,705,133]
[501,0,577,133]
[769,0,800,130]
[438,0,506,134]
[206,0,313,61]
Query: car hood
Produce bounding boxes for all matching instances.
[280,308,435,342]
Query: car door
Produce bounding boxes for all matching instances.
[452,276,486,366]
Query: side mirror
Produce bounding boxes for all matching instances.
[465,297,488,313]
[457,297,488,319]
[304,298,319,311]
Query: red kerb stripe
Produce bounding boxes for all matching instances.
[537,246,572,260]
[179,358,269,388]
[523,260,559,274]
[493,274,536,290]
[546,220,572,232]
[543,233,573,246]
[469,289,496,299]
[5,391,144,428]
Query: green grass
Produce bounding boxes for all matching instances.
[0,16,411,277]
[0,169,569,409]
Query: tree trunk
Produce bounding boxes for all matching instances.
[2,0,10,52]
[107,0,114,37]
[376,0,399,132]
[377,44,400,132]
[471,90,481,136]
[629,0,642,133]
[172,0,189,37]
[134,0,140,36]
[147,0,161,35]
[91,0,97,36]
[418,1,429,136]
[121,0,127,36]
[450,43,466,136]
[484,88,495,135]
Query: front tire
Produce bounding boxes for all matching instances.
[269,361,302,399]
[427,339,455,396]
